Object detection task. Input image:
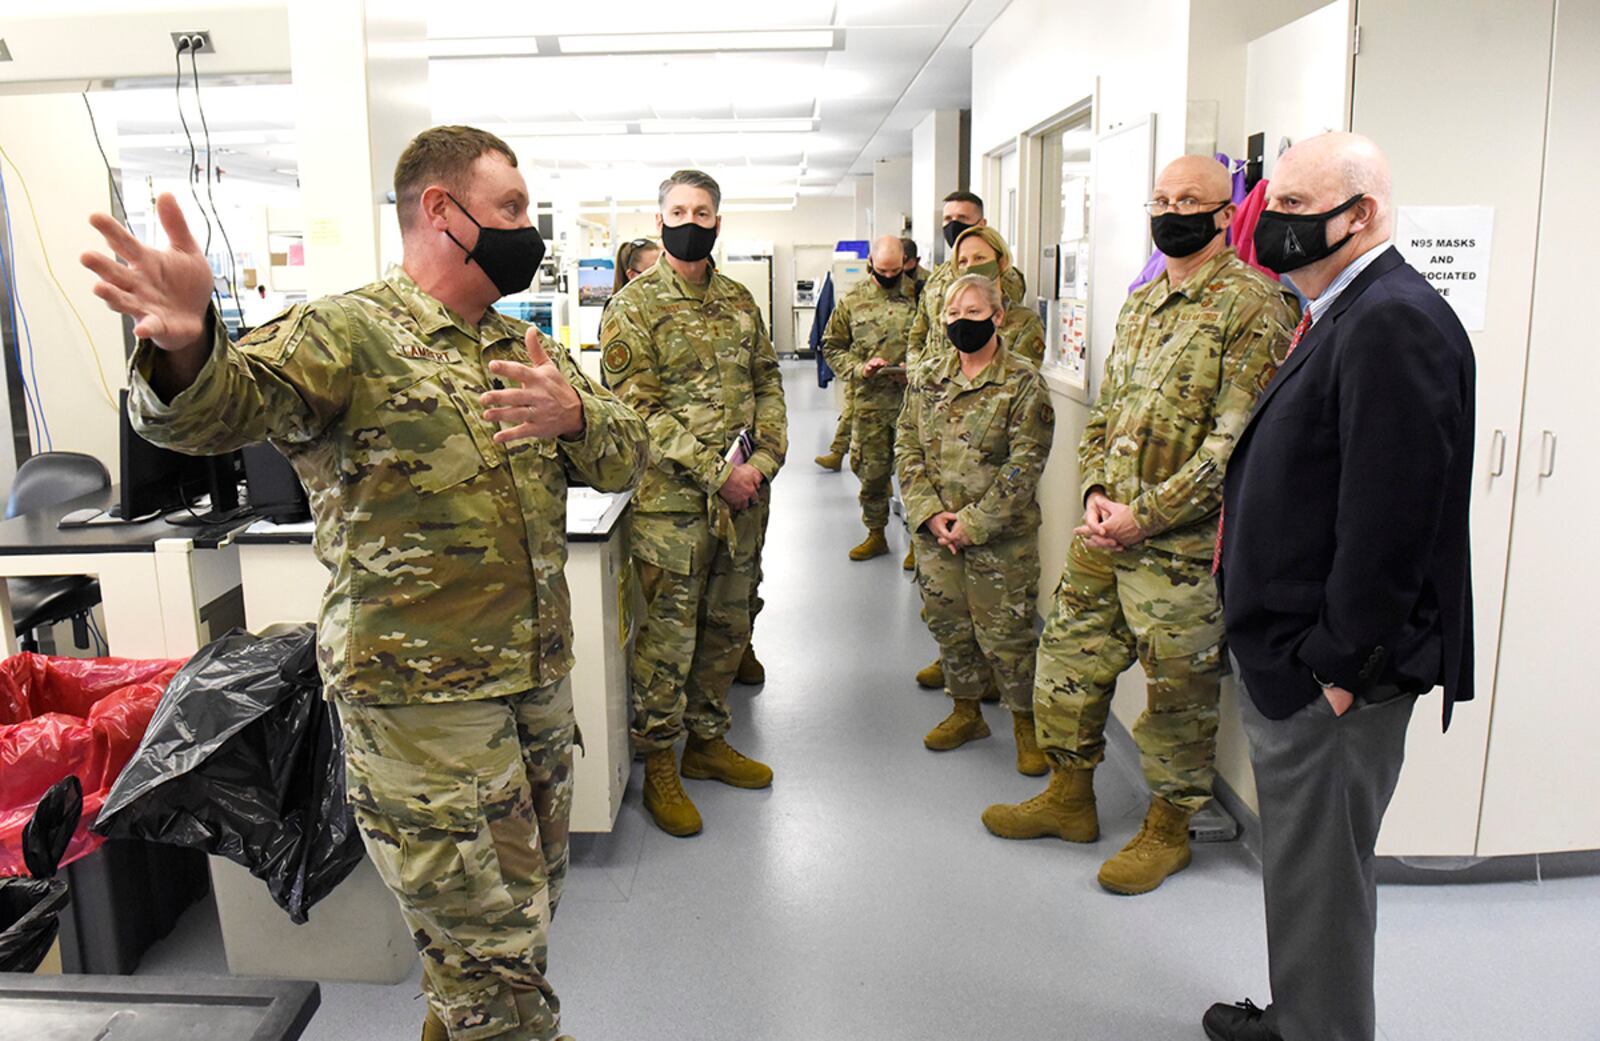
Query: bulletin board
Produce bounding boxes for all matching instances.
[1088,115,1156,404]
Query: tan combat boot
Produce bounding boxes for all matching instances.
[681,735,774,789]
[903,546,916,571]
[848,528,890,561]
[735,643,765,685]
[1012,712,1048,776]
[923,699,990,750]
[981,765,1099,842]
[1097,798,1194,895]
[915,658,944,689]
[643,749,703,836]
[422,1010,446,1041]
[814,451,844,471]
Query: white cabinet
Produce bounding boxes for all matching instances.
[1351,0,1600,857]
[1475,0,1600,856]
[1351,0,1557,857]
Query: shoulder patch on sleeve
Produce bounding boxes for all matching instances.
[603,341,632,375]
[241,302,314,363]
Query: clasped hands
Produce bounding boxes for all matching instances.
[1076,489,1145,552]
[926,512,973,554]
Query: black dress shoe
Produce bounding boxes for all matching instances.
[1203,999,1283,1041]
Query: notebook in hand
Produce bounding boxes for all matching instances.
[725,429,756,466]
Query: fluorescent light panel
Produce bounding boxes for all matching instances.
[429,28,842,59]
[639,118,816,134]
[559,29,840,54]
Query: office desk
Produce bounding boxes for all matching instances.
[233,487,636,833]
[0,487,247,659]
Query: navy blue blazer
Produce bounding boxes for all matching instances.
[1218,247,1476,727]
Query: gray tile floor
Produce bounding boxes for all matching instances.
[137,362,1600,1040]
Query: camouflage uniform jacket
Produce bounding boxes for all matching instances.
[819,275,918,412]
[1081,247,1299,559]
[907,259,1027,370]
[1000,305,1046,368]
[897,346,1056,547]
[600,254,787,521]
[127,267,649,705]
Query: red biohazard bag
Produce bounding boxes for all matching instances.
[0,654,184,876]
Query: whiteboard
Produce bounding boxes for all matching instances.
[1088,116,1156,404]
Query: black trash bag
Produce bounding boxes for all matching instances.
[94,626,363,924]
[0,776,82,971]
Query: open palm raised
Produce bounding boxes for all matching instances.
[80,192,215,354]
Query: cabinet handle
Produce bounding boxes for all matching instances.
[1489,429,1506,477]
[1539,430,1557,478]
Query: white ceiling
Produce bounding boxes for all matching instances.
[109,0,1013,206]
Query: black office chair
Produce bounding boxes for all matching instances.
[5,452,111,653]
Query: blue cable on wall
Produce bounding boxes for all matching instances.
[0,161,52,452]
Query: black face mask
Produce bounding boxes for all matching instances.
[1150,203,1228,259]
[444,193,546,297]
[946,317,996,354]
[871,269,902,289]
[943,219,977,248]
[661,220,719,263]
[1253,194,1365,273]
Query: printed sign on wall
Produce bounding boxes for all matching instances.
[1395,205,1494,331]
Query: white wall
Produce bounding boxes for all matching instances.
[0,3,291,92]
[871,157,912,240]
[973,0,1192,180]
[1187,0,1342,160]
[287,2,427,297]
[845,176,872,241]
[1243,1,1351,176]
[0,92,130,474]
[911,110,962,265]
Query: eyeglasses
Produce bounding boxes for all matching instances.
[1143,198,1231,216]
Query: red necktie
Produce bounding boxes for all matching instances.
[1212,309,1314,575]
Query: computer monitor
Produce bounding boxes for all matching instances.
[242,442,310,523]
[116,389,205,521]
[116,389,244,524]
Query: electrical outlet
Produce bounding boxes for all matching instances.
[171,31,215,54]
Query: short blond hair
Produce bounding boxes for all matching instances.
[943,273,1004,314]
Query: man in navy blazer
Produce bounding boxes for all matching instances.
[1203,133,1476,1041]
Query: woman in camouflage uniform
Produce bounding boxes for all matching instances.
[896,274,1055,775]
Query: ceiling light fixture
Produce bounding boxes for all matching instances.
[429,28,843,59]
[491,121,632,137]
[638,118,817,135]
[559,29,841,54]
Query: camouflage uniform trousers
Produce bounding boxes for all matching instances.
[749,496,769,631]
[913,529,1039,712]
[827,378,856,455]
[851,404,899,531]
[1033,537,1225,811]
[337,678,576,1041]
[630,506,762,751]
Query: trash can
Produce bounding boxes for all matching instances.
[55,838,210,975]
[96,626,412,982]
[0,652,184,875]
